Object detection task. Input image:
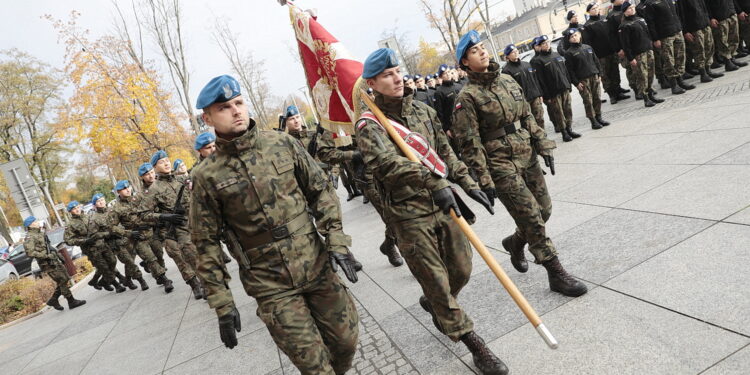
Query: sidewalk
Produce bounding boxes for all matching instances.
[2,68,749,375]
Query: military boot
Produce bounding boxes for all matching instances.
[99,280,114,291]
[188,277,204,300]
[699,68,713,83]
[618,87,630,94]
[136,277,149,291]
[669,78,685,95]
[46,290,64,311]
[380,236,403,267]
[561,128,573,142]
[502,234,528,273]
[124,277,138,290]
[159,275,174,293]
[66,296,87,309]
[707,67,724,78]
[362,194,370,204]
[595,115,610,126]
[460,332,509,375]
[657,75,669,89]
[542,256,588,297]
[731,58,748,67]
[616,92,631,101]
[566,125,581,138]
[682,71,695,79]
[676,77,695,90]
[643,94,656,107]
[589,117,602,130]
[418,296,443,333]
[344,183,355,201]
[725,59,739,72]
[608,93,619,105]
[111,280,126,293]
[635,92,644,100]
[88,275,102,290]
[648,89,665,103]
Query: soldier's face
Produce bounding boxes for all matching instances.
[406,79,415,89]
[540,41,551,52]
[154,158,172,174]
[507,49,519,61]
[462,42,490,72]
[624,6,635,16]
[118,186,132,198]
[427,78,435,87]
[570,31,581,44]
[416,78,425,89]
[176,164,188,174]
[141,169,156,183]
[95,198,106,208]
[71,206,82,215]
[367,66,404,97]
[203,96,251,139]
[198,143,216,158]
[286,114,303,132]
[570,15,578,23]
[589,4,599,15]
[29,220,41,229]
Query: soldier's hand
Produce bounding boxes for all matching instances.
[542,155,556,175]
[218,307,241,349]
[351,150,363,164]
[684,32,694,43]
[432,187,461,217]
[617,50,625,59]
[468,189,494,215]
[129,231,145,241]
[159,214,186,225]
[629,59,637,67]
[482,187,497,207]
[740,12,748,21]
[329,251,360,283]
[710,19,719,28]
[329,173,339,189]
[577,83,585,91]
[653,40,661,49]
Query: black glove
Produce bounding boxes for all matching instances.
[351,150,363,164]
[468,189,494,215]
[218,307,242,349]
[432,187,461,217]
[329,251,360,283]
[482,187,497,207]
[159,214,186,225]
[129,231,145,241]
[542,155,555,175]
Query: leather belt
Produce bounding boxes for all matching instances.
[239,212,313,250]
[480,120,522,144]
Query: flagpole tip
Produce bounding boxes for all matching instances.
[277,0,288,6]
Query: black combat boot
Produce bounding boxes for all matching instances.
[502,234,528,273]
[460,332,510,375]
[561,128,573,142]
[344,183,355,201]
[699,68,713,83]
[46,290,64,311]
[136,277,149,291]
[618,87,630,94]
[124,277,137,290]
[566,125,581,138]
[99,280,114,291]
[419,296,443,333]
[731,58,748,67]
[188,277,204,300]
[66,296,87,309]
[595,115,610,126]
[362,194,369,204]
[379,236,403,267]
[648,89,665,103]
[643,94,656,107]
[589,117,602,130]
[676,77,695,90]
[725,59,739,71]
[160,275,174,293]
[669,78,685,95]
[542,256,588,297]
[635,92,644,100]
[111,280,126,293]
[88,275,102,290]
[686,67,700,76]
[608,92,619,105]
[616,92,631,101]
[657,75,669,89]
[681,71,694,79]
[707,67,724,78]
[736,50,749,58]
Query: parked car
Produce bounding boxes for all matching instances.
[8,244,32,276]
[47,229,81,260]
[0,258,19,284]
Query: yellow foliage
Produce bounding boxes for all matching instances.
[417,38,444,76]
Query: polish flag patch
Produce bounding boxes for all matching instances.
[455,102,462,110]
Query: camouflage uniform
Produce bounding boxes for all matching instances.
[545,92,573,132]
[452,62,558,264]
[528,97,545,130]
[141,180,166,268]
[687,26,716,69]
[288,128,317,151]
[110,195,168,279]
[88,207,122,286]
[659,33,687,78]
[190,126,358,375]
[713,15,741,60]
[64,213,115,285]
[356,87,479,341]
[27,227,71,298]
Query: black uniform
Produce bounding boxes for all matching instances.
[564,43,601,84]
[676,0,710,32]
[414,87,433,107]
[501,60,543,101]
[530,50,571,100]
[433,80,462,132]
[583,16,615,58]
[607,5,626,53]
[619,16,653,62]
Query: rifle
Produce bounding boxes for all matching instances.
[166,181,188,241]
[307,122,324,157]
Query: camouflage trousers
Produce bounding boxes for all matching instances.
[620,56,638,92]
[164,228,198,282]
[599,54,621,95]
[130,237,166,279]
[740,17,750,46]
[392,212,474,341]
[90,245,118,285]
[41,261,72,298]
[712,15,740,59]
[365,168,396,241]
[112,240,142,280]
[653,44,664,78]
[149,237,166,268]
[544,91,573,132]
[577,75,602,118]
[256,270,359,375]
[687,26,715,68]
[631,50,655,97]
[659,32,687,78]
[495,161,557,263]
[528,96,545,129]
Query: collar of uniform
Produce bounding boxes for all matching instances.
[624,14,635,20]
[28,227,41,233]
[157,173,175,182]
[441,80,454,87]
[589,15,601,21]
[288,129,308,139]
[467,61,500,86]
[216,125,258,156]
[118,195,129,203]
[96,207,106,213]
[374,87,413,120]
[507,59,521,66]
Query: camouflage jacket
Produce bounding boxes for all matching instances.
[25,228,57,262]
[287,128,316,151]
[355,87,478,223]
[89,207,115,249]
[110,195,154,238]
[316,129,357,165]
[143,173,191,230]
[452,62,556,189]
[190,125,352,316]
[64,214,93,250]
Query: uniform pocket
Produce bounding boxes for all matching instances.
[272,160,294,174]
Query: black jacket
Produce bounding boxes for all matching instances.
[433,81,462,131]
[642,0,683,40]
[583,15,615,58]
[557,22,581,56]
[736,0,750,12]
[676,0,711,32]
[564,43,601,84]
[414,88,433,107]
[707,0,736,20]
[619,16,653,61]
[530,50,571,99]
[501,59,543,101]
[607,6,626,52]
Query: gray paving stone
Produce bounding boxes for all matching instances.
[709,142,750,165]
[630,128,750,165]
[22,320,115,371]
[605,223,750,335]
[20,343,100,375]
[478,287,749,375]
[724,206,750,225]
[701,344,750,375]
[553,132,683,164]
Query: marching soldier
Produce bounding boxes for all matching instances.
[356,48,505,375]
[139,162,167,271]
[191,75,361,374]
[501,44,546,131]
[619,1,666,107]
[433,64,462,139]
[563,28,611,129]
[583,1,631,103]
[453,31,587,299]
[25,216,86,310]
[88,194,131,292]
[284,105,316,149]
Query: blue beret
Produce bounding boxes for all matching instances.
[115,180,130,191]
[456,30,481,62]
[437,64,449,76]
[414,74,422,80]
[66,201,80,212]
[504,44,517,56]
[173,159,184,170]
[586,2,597,12]
[567,10,577,20]
[91,193,104,205]
[533,35,549,46]
[194,132,216,150]
[285,105,299,118]
[621,1,633,11]
[150,150,168,166]
[362,48,399,79]
[138,162,153,176]
[196,75,242,109]
[402,75,411,81]
[564,28,580,38]
[23,216,36,228]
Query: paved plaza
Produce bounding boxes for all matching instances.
[2,68,750,375]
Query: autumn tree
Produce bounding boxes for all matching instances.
[416,39,445,76]
[419,0,481,61]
